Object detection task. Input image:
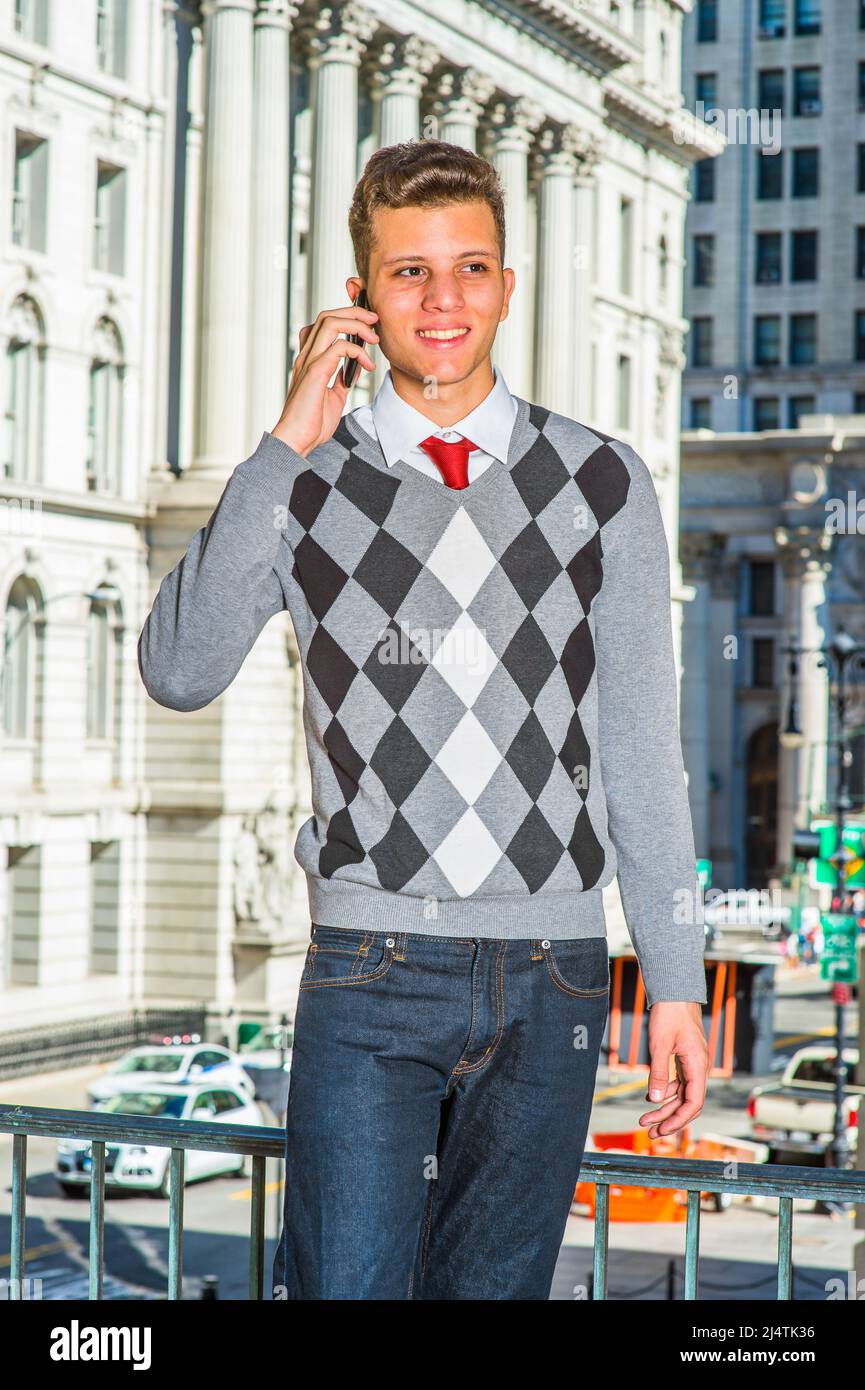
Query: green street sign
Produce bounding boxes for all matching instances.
[696,859,712,889]
[810,821,865,888]
[819,913,860,984]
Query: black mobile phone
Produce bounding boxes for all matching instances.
[342,287,370,389]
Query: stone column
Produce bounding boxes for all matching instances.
[572,133,601,418]
[532,124,581,415]
[680,533,726,859]
[195,0,256,476]
[249,0,298,443]
[430,68,495,151]
[370,34,439,146]
[483,96,543,398]
[178,10,204,475]
[301,1,379,317]
[775,528,833,867]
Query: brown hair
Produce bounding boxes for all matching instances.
[348,139,507,284]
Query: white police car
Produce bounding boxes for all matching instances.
[56,1083,264,1198]
[86,1043,255,1106]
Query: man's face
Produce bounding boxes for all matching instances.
[354,200,514,390]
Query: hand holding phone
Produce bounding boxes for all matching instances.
[269,294,379,456]
[342,287,371,389]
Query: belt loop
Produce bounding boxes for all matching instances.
[530,938,543,960]
[395,930,407,961]
[351,931,370,976]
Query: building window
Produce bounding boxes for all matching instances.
[755,232,782,283]
[854,391,865,412]
[658,234,669,299]
[90,841,121,975]
[619,197,633,296]
[856,228,865,279]
[693,234,715,286]
[758,69,784,114]
[695,72,717,108]
[793,67,821,116]
[855,310,865,360]
[94,162,126,275]
[754,397,780,430]
[749,561,776,615]
[794,0,820,35]
[96,0,128,78]
[14,0,49,44]
[5,844,42,987]
[759,0,786,38]
[2,576,41,739]
[789,313,817,363]
[86,593,121,742]
[616,354,631,430]
[3,295,44,483]
[788,395,815,427]
[752,637,775,688]
[790,229,818,281]
[858,63,865,112]
[86,318,124,493]
[754,315,781,365]
[690,398,712,429]
[12,132,48,252]
[695,159,715,201]
[858,144,865,192]
[697,0,718,42]
[791,147,818,197]
[756,148,783,198]
[691,317,713,367]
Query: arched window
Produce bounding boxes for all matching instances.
[86,587,122,740]
[87,317,124,493]
[3,294,45,483]
[2,576,42,739]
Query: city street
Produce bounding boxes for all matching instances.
[1,963,858,1301]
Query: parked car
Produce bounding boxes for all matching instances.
[748,1045,862,1163]
[86,1043,255,1105]
[56,1083,264,1198]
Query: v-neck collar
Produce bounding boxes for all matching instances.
[340,394,538,504]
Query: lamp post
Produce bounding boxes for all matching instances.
[0,584,122,730]
[780,626,865,1176]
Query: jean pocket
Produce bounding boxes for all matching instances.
[299,926,395,990]
[541,937,610,998]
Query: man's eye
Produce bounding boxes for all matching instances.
[465,263,488,273]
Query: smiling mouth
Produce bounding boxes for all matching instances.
[416,327,471,342]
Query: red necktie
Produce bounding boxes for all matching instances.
[417,434,479,490]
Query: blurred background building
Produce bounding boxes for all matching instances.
[680,0,865,893]
[1,0,718,1048]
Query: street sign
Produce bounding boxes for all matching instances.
[696,859,712,889]
[819,912,860,984]
[809,821,865,889]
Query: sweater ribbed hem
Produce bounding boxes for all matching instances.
[306,876,608,939]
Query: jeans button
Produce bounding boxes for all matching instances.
[541,939,551,949]
[385,937,396,948]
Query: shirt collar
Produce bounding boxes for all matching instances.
[369,365,516,468]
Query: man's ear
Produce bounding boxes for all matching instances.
[346,275,365,304]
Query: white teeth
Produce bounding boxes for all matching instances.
[418,328,469,339]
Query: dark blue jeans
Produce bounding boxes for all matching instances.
[272,923,609,1300]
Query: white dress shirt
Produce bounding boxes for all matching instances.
[350,364,519,483]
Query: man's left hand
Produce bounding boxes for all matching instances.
[637,1001,708,1138]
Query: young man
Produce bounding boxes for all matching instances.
[138,139,709,1301]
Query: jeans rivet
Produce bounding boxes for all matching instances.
[385,937,396,948]
[541,939,551,949]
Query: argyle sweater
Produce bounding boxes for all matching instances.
[138,397,707,1007]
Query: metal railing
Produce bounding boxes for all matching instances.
[2,1102,864,1301]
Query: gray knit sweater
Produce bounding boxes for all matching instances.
[138,397,707,1007]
